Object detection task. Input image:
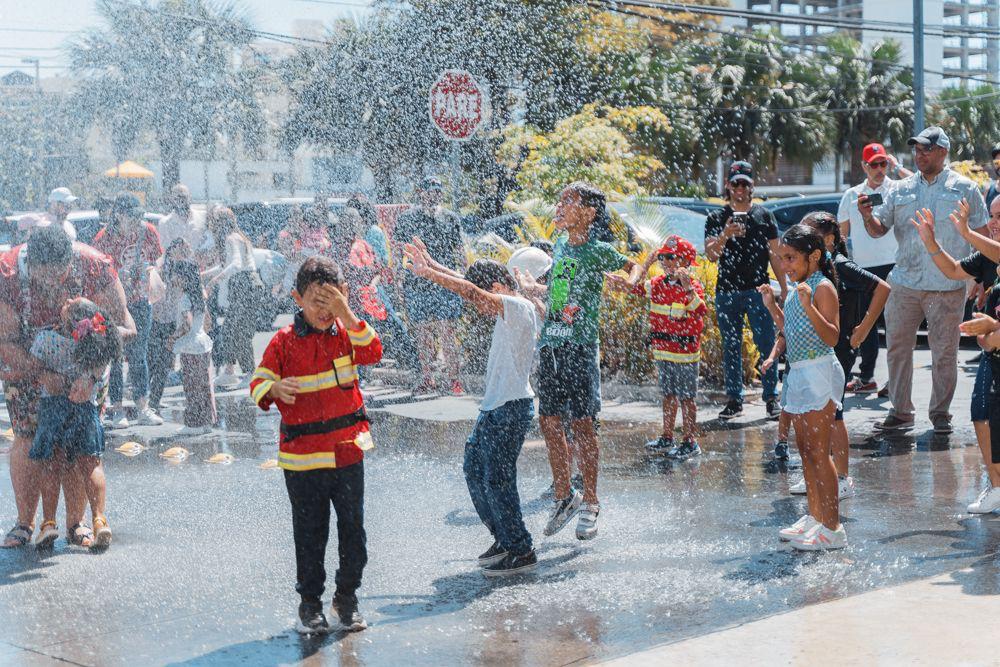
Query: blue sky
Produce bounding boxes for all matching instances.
[0,0,371,76]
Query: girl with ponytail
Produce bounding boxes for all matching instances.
[757,223,846,551]
[802,211,891,503]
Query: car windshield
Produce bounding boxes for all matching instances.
[610,201,708,252]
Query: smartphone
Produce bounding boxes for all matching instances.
[732,211,748,222]
[863,192,883,207]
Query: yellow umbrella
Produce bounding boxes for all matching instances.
[104,160,155,179]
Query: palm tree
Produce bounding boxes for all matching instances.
[932,85,1000,163]
[69,0,265,189]
[820,35,912,188]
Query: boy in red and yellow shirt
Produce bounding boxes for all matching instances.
[250,256,382,635]
[609,235,706,459]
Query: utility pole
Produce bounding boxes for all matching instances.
[22,58,44,208]
[913,0,925,132]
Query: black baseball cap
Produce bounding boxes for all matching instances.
[907,126,951,150]
[112,193,144,218]
[728,161,754,184]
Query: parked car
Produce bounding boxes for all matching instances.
[610,200,713,252]
[760,193,841,234]
[646,196,724,217]
[228,197,350,249]
[3,210,165,246]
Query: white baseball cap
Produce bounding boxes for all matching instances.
[48,187,78,204]
[507,246,553,281]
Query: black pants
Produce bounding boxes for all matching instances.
[854,263,893,381]
[148,320,176,408]
[283,462,367,603]
[218,271,259,373]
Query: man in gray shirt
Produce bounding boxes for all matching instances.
[860,126,989,434]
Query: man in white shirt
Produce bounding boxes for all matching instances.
[157,184,213,267]
[838,143,911,393]
[43,187,78,241]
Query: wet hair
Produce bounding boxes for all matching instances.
[801,210,848,257]
[296,255,344,295]
[65,298,122,371]
[465,259,517,292]
[165,255,205,312]
[564,181,607,225]
[781,224,838,288]
[26,224,73,267]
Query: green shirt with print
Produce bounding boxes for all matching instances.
[539,235,629,348]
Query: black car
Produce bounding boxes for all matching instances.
[760,193,841,234]
[228,197,350,249]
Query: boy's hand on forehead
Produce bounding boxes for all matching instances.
[316,282,352,320]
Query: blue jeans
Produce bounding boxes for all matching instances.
[110,300,152,404]
[716,290,777,401]
[463,398,534,555]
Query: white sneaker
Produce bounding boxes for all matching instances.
[778,514,818,542]
[789,477,807,495]
[176,425,212,437]
[215,373,240,387]
[543,490,582,536]
[968,486,1000,514]
[135,408,164,426]
[838,476,855,500]
[791,523,847,551]
[107,410,129,430]
[576,503,600,541]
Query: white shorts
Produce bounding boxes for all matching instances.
[780,355,844,415]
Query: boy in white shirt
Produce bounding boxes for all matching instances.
[405,239,540,577]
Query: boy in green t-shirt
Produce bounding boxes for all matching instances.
[518,182,639,540]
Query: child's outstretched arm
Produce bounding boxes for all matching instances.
[962,312,1000,351]
[761,333,785,375]
[404,242,504,317]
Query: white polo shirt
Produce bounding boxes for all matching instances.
[838,179,899,269]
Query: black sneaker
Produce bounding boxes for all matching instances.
[296,599,330,635]
[645,436,674,452]
[874,415,914,432]
[477,541,508,567]
[774,440,790,461]
[718,399,743,420]
[765,398,781,420]
[665,439,701,460]
[483,550,538,577]
[330,595,367,632]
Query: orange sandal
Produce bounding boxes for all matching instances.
[92,516,112,550]
[35,520,58,550]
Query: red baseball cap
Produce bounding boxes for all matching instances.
[656,235,697,267]
[862,143,887,164]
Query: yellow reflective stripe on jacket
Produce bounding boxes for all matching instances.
[294,365,359,394]
[252,380,275,405]
[686,296,705,311]
[253,367,280,382]
[650,302,689,318]
[652,349,701,363]
[278,450,338,471]
[348,322,376,347]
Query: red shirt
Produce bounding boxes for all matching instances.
[0,243,118,330]
[93,224,162,303]
[633,275,707,363]
[250,313,383,471]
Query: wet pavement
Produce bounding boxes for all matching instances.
[0,350,998,666]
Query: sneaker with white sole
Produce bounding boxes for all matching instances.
[107,410,129,430]
[136,408,164,426]
[968,486,1000,514]
[779,514,818,542]
[838,476,855,500]
[477,541,508,567]
[789,477,807,495]
[482,550,538,577]
[576,503,600,540]
[215,373,240,387]
[791,522,847,551]
[543,490,582,536]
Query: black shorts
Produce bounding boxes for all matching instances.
[537,343,601,419]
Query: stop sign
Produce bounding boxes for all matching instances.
[429,69,486,141]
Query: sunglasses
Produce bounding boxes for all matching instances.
[658,254,677,261]
[729,181,751,189]
[913,144,938,154]
[867,160,888,169]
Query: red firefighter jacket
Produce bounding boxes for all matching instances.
[632,275,707,363]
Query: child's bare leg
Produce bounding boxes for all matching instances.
[37,456,61,524]
[571,418,600,505]
[680,399,697,441]
[662,395,678,439]
[540,415,572,499]
[832,418,850,478]
[76,456,106,521]
[973,422,1000,487]
[61,451,89,531]
[794,403,839,529]
[778,410,792,442]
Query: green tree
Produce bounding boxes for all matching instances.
[69,0,265,189]
[820,35,912,187]
[931,85,1000,163]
